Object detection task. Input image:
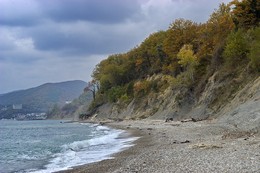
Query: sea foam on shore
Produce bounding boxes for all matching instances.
[0,120,139,173]
[31,124,138,173]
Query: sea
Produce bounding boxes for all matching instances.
[0,120,138,173]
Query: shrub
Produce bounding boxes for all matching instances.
[133,80,151,97]
[223,30,249,65]
[177,44,199,81]
[248,27,260,71]
[107,86,125,102]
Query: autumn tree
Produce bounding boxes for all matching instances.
[87,1,259,109]
[230,0,260,29]
[177,44,199,81]
[164,19,199,57]
[197,3,234,58]
[135,31,167,75]
[162,19,199,76]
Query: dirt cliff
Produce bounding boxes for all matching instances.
[92,69,259,133]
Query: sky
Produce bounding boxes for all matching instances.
[0,0,231,94]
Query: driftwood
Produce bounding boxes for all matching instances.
[181,118,202,123]
[181,118,193,123]
[172,140,190,144]
[165,117,173,122]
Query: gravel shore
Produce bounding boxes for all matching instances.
[59,120,260,173]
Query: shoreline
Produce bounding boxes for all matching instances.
[57,120,148,173]
[58,119,260,173]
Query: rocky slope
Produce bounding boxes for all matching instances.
[91,70,259,133]
[82,1,260,133]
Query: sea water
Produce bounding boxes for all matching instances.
[0,120,138,173]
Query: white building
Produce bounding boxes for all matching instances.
[13,104,22,110]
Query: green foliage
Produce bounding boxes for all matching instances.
[107,86,125,102]
[177,44,199,81]
[86,1,259,111]
[133,81,151,97]
[136,31,167,75]
[248,27,260,71]
[163,19,199,58]
[200,3,234,57]
[231,0,260,29]
[223,30,249,65]
[177,44,198,67]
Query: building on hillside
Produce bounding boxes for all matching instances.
[13,104,22,110]
[65,100,72,104]
[1,106,8,111]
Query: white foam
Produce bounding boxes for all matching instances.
[18,150,52,161]
[18,154,39,160]
[30,126,139,173]
[95,125,110,131]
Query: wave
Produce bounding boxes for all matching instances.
[30,125,139,173]
[17,150,52,161]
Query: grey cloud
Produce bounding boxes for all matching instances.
[0,0,42,26]
[26,22,146,55]
[0,40,14,51]
[39,0,142,24]
[0,50,41,64]
[0,0,232,93]
[0,19,40,27]
[0,0,142,27]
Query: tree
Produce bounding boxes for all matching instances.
[136,31,167,75]
[222,30,249,65]
[230,0,260,29]
[197,3,234,58]
[162,19,199,76]
[84,80,99,101]
[163,19,199,58]
[177,44,199,81]
[248,27,260,71]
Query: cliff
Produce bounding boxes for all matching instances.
[91,68,259,131]
[82,1,259,133]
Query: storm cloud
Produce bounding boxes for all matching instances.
[0,0,231,94]
[40,0,142,24]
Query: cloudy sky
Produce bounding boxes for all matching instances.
[0,0,231,94]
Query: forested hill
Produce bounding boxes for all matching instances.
[0,80,87,114]
[83,0,259,127]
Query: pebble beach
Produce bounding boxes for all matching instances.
[59,120,260,173]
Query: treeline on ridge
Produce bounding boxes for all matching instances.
[86,0,260,110]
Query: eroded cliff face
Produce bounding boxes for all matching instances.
[93,71,259,131]
[217,76,260,132]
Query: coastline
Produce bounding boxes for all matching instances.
[58,119,260,173]
[57,120,147,173]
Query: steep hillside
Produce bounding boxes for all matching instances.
[93,70,259,131]
[46,91,93,120]
[0,80,87,119]
[218,76,260,132]
[82,1,259,132]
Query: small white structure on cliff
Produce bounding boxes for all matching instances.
[12,104,22,110]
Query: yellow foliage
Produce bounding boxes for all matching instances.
[177,44,198,67]
[135,59,143,67]
[177,44,199,81]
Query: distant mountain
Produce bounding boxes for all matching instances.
[0,80,87,115]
